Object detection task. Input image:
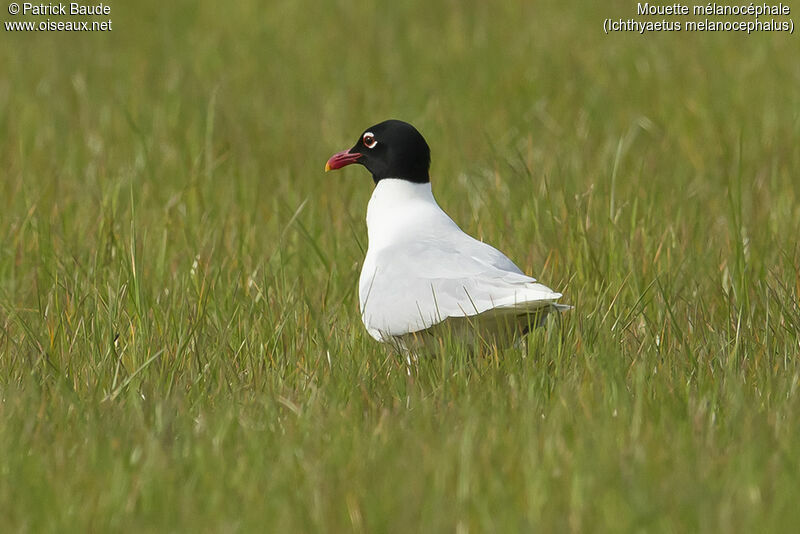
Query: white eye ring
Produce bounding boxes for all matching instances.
[362,132,377,149]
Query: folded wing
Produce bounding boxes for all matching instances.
[359,232,562,340]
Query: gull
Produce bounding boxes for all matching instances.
[326,119,568,349]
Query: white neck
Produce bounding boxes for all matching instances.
[365,179,452,250]
[369,178,434,205]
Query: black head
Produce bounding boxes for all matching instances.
[325,119,431,184]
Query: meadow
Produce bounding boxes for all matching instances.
[1,0,799,531]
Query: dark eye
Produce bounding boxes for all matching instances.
[363,132,377,149]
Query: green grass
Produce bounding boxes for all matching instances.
[2,0,800,531]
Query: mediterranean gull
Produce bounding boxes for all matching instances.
[326,119,568,349]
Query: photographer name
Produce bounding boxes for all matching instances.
[22,2,110,16]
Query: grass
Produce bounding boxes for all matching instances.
[1,0,799,531]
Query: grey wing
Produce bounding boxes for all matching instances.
[360,234,562,338]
